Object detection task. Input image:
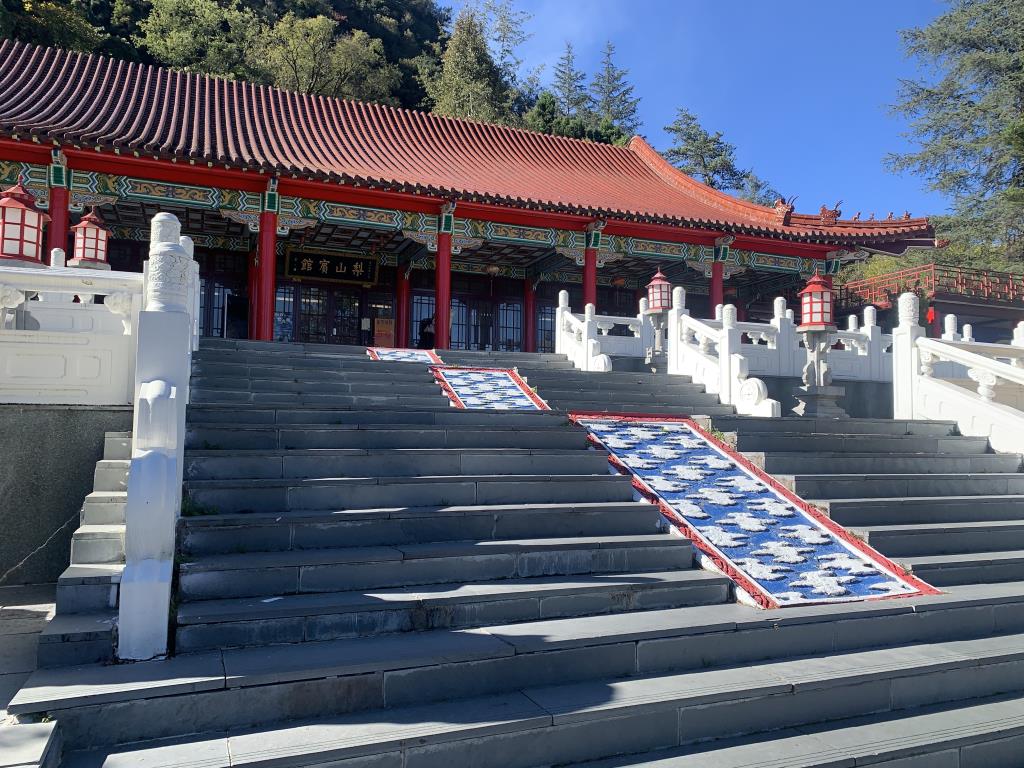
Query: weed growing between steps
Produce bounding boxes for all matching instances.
[181,497,218,517]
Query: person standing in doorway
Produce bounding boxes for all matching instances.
[417,315,435,349]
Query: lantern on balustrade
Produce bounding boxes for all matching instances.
[0,177,50,265]
[70,209,111,264]
[797,274,835,332]
[646,269,672,312]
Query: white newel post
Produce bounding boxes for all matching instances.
[554,290,570,356]
[892,292,924,420]
[718,304,739,404]
[666,287,687,375]
[770,296,799,376]
[942,313,961,342]
[118,213,195,661]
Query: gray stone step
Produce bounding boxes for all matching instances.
[785,472,1024,499]
[102,432,131,461]
[183,447,611,481]
[69,525,123,565]
[520,374,702,393]
[181,502,663,555]
[186,425,589,451]
[734,432,990,454]
[174,569,729,653]
[570,693,1024,767]
[0,721,60,768]
[191,377,438,396]
[746,451,1021,475]
[55,564,120,615]
[902,551,1024,587]
[16,583,1024,750]
[91,460,128,493]
[190,390,448,408]
[177,535,691,601]
[80,492,126,526]
[536,387,723,407]
[48,631,1024,762]
[548,401,735,416]
[184,473,636,513]
[36,611,115,668]
[711,415,958,437]
[186,404,571,427]
[192,365,436,384]
[857,520,1024,557]
[820,495,1024,526]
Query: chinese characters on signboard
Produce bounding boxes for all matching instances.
[285,249,380,285]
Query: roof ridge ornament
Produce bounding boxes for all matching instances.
[773,197,795,226]
[818,201,842,226]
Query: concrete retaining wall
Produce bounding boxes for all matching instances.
[0,405,132,585]
[762,377,894,420]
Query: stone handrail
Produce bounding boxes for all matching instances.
[554,291,612,372]
[893,292,1024,454]
[118,212,198,661]
[668,288,780,417]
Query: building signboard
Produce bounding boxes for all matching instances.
[285,248,379,285]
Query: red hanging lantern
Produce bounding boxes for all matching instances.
[0,177,50,264]
[646,269,672,312]
[70,209,111,263]
[797,273,835,331]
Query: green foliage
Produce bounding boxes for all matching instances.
[738,172,783,207]
[253,14,399,102]
[663,108,748,190]
[2,0,106,51]
[137,0,262,79]
[888,0,1024,263]
[590,41,641,135]
[424,8,508,123]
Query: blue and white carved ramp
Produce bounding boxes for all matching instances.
[573,415,938,609]
[366,347,443,364]
[432,367,550,410]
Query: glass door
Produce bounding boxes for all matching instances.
[328,288,361,345]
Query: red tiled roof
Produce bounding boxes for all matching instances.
[0,39,933,244]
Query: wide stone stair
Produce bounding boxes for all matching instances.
[713,414,1024,588]
[11,340,1024,767]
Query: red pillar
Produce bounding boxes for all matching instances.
[435,231,452,349]
[523,280,536,353]
[395,266,410,347]
[46,185,69,263]
[256,211,278,341]
[709,261,724,318]
[583,246,598,309]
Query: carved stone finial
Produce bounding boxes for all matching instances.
[721,304,737,329]
[773,296,787,319]
[847,315,859,332]
[1014,320,1024,346]
[150,212,181,245]
[897,292,919,327]
[0,284,26,310]
[672,286,686,311]
[50,248,66,269]
[863,306,877,327]
[179,236,195,259]
[557,290,569,309]
[943,314,959,338]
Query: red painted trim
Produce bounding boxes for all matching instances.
[431,366,551,410]
[0,139,50,164]
[583,247,598,309]
[568,412,940,608]
[64,149,269,193]
[278,178,439,214]
[709,261,724,317]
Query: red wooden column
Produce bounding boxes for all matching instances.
[395,265,411,347]
[255,211,278,341]
[434,203,455,349]
[46,154,69,263]
[582,222,602,309]
[708,261,724,318]
[523,279,536,353]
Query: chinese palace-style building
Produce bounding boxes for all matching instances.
[0,39,937,351]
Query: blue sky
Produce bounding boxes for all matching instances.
[448,0,949,218]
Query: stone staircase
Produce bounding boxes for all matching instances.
[10,340,1024,767]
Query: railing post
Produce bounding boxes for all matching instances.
[666,287,687,375]
[770,296,798,377]
[861,305,884,381]
[942,313,961,341]
[554,290,569,356]
[719,304,739,403]
[118,212,196,661]
[892,292,924,420]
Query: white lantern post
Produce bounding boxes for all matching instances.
[644,269,672,371]
[794,273,847,417]
[69,209,112,270]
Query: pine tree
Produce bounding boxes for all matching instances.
[589,41,641,135]
[662,108,748,190]
[525,90,560,134]
[425,8,508,123]
[552,41,589,117]
[889,0,1024,265]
